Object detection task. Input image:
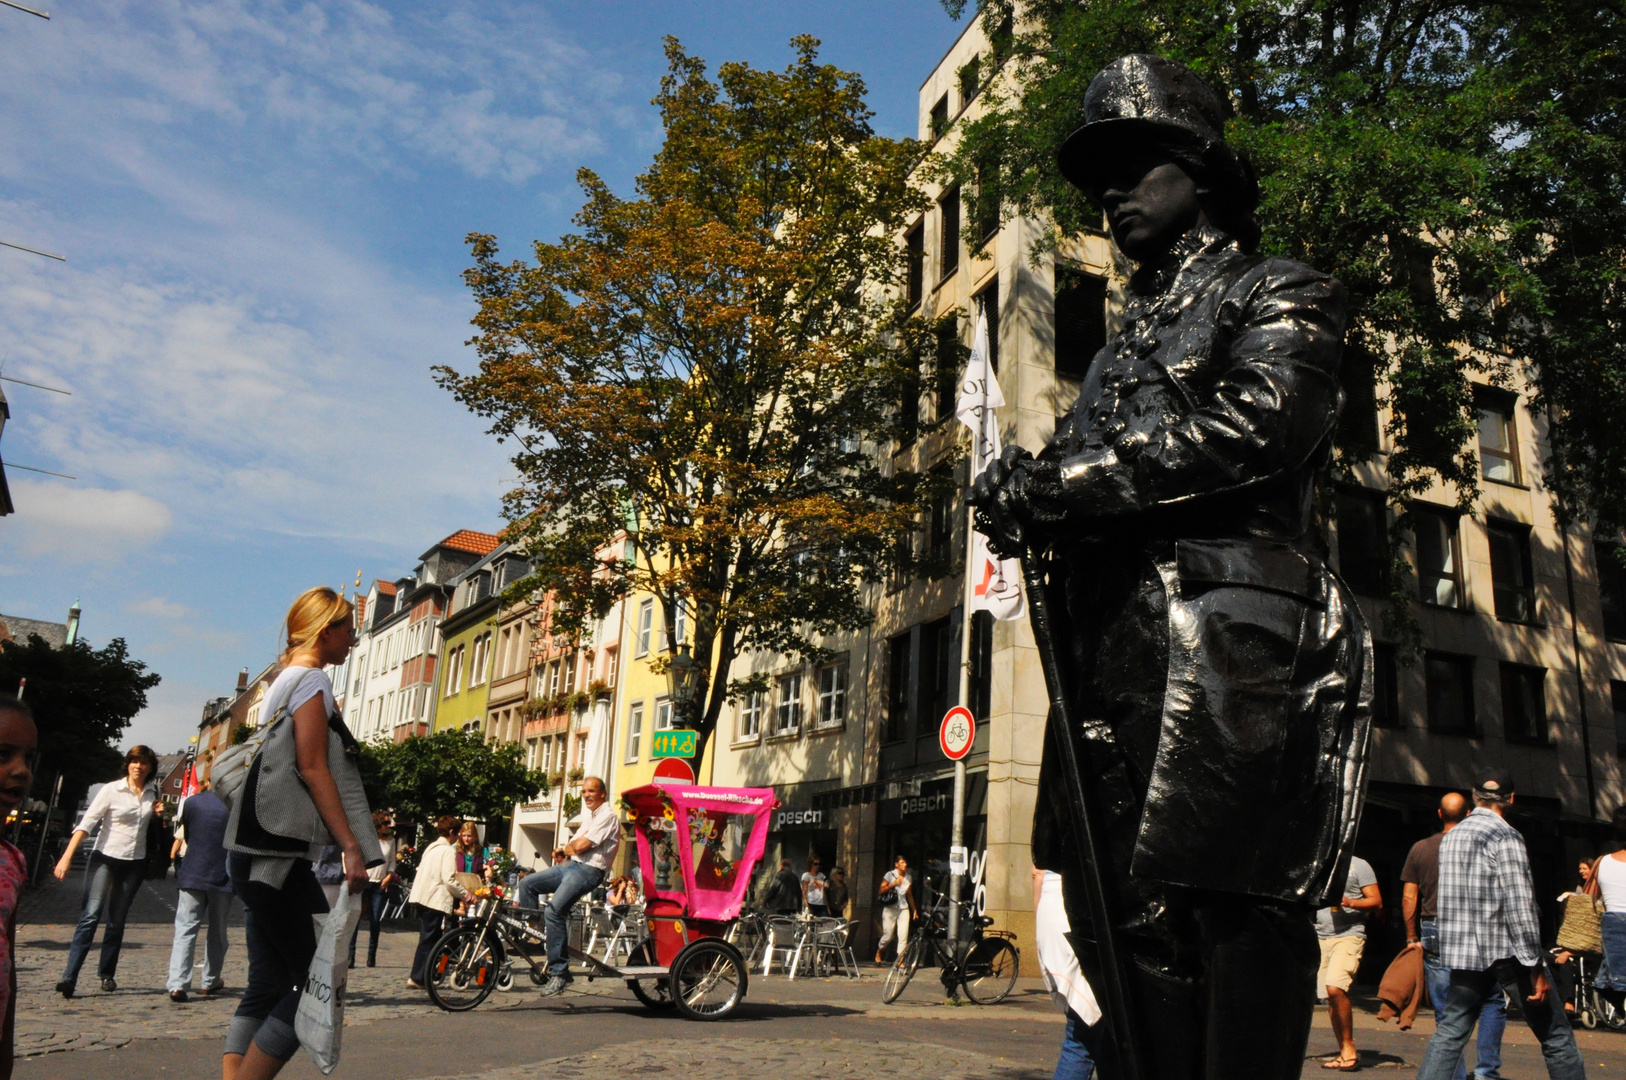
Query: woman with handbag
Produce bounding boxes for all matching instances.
[52,745,161,998]
[222,587,379,1080]
[1551,858,1603,1014]
[406,816,473,989]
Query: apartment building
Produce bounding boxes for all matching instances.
[431,542,509,736]
[346,531,499,743]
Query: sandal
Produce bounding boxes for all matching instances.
[1321,1056,1360,1071]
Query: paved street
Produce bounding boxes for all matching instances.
[11,870,1626,1079]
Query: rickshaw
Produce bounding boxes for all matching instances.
[424,782,776,1021]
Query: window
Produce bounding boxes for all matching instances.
[472,633,490,684]
[957,54,981,107]
[925,485,956,574]
[1414,507,1464,608]
[738,690,763,740]
[496,628,510,677]
[1613,682,1626,758]
[635,600,653,658]
[899,344,921,447]
[934,321,959,423]
[1500,663,1548,745]
[905,222,924,310]
[1372,642,1400,728]
[1477,394,1521,484]
[655,696,673,732]
[1334,488,1388,597]
[1337,346,1380,457]
[973,155,1000,244]
[1486,521,1536,623]
[1054,267,1108,379]
[547,659,563,699]
[625,702,644,762]
[976,281,1000,373]
[816,663,848,727]
[919,617,955,731]
[929,94,949,140]
[444,647,463,697]
[885,633,909,744]
[669,603,686,650]
[1597,543,1626,642]
[1425,652,1476,735]
[969,610,993,723]
[774,672,803,735]
[939,186,961,280]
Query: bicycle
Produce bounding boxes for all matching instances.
[881,898,1019,1005]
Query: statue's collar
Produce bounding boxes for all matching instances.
[1128,225,1239,298]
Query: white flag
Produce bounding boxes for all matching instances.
[955,312,1025,621]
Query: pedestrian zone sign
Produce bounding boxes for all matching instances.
[651,729,698,759]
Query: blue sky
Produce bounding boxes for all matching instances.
[0,1,972,754]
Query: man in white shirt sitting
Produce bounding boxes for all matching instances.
[516,776,620,996]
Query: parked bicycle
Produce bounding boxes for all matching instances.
[881,897,1019,1005]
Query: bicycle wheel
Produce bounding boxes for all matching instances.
[960,937,1019,1005]
[881,936,923,1004]
[425,926,502,1012]
[625,942,675,1010]
[671,939,748,1020]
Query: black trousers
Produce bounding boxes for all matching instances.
[226,854,328,1062]
[410,907,451,985]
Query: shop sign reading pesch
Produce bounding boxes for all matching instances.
[773,807,823,830]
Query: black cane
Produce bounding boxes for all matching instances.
[1020,551,1143,1080]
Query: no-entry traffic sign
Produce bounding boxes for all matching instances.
[653,757,696,784]
[939,706,975,761]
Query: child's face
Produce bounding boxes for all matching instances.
[0,712,38,814]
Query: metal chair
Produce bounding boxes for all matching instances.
[761,915,806,976]
[809,918,860,978]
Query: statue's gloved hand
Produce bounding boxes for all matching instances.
[969,446,1066,557]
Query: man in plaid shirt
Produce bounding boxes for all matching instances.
[1416,772,1586,1080]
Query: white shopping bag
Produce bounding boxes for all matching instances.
[296,882,361,1074]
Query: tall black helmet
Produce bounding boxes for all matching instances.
[1057,54,1256,215]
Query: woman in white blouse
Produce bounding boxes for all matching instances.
[406,816,472,989]
[52,745,159,997]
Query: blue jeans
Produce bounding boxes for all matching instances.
[166,888,232,991]
[1053,1010,1096,1080]
[1422,918,1505,1079]
[348,881,387,966]
[517,861,604,975]
[61,852,146,984]
[1416,958,1585,1080]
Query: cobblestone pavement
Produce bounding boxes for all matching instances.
[12,870,1626,1079]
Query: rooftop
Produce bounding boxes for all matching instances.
[0,614,68,650]
[374,580,398,596]
[437,530,501,557]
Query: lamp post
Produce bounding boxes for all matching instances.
[666,642,702,728]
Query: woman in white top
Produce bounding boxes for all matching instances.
[407,815,472,988]
[1597,847,1626,913]
[52,744,159,997]
[223,587,374,1080]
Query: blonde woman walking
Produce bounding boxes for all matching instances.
[223,587,379,1080]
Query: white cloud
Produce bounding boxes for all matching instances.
[129,596,194,619]
[3,480,172,562]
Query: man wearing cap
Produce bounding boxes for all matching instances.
[972,53,1371,1079]
[1415,774,1585,1080]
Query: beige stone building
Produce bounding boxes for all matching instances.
[701,13,1626,960]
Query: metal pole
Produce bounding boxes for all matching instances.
[1020,552,1142,1080]
[32,772,61,884]
[947,490,977,955]
[0,0,49,18]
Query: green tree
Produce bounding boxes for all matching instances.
[0,634,161,804]
[937,0,1626,632]
[360,730,547,838]
[438,37,948,757]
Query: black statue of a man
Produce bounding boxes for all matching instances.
[972,55,1372,1079]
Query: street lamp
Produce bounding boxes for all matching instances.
[666,642,702,727]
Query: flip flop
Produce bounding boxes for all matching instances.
[1321,1057,1360,1071]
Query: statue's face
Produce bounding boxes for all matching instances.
[1095,150,1204,264]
